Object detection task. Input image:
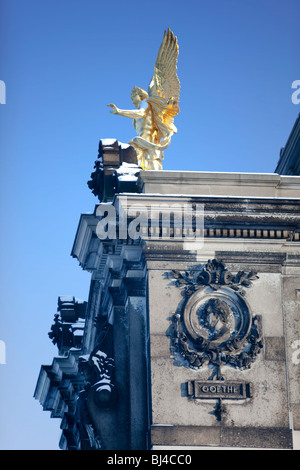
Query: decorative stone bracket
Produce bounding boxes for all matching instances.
[76,323,115,449]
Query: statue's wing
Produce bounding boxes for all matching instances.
[148,28,180,114]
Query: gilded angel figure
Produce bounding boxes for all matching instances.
[108,28,180,170]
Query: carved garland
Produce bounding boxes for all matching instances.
[171,259,263,379]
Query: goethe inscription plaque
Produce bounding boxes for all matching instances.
[169,259,263,421]
[187,381,252,400]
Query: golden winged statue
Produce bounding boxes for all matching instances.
[108,28,180,170]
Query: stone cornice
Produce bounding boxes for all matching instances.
[138,170,300,198]
[71,197,300,273]
[118,194,300,242]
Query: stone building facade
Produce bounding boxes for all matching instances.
[275,113,300,175]
[35,118,300,450]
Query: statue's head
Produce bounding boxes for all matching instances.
[203,298,230,329]
[131,86,148,109]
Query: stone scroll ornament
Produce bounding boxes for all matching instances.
[171,260,263,376]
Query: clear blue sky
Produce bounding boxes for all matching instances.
[0,0,299,450]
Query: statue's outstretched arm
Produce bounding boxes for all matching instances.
[107,103,145,119]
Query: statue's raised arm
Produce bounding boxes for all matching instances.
[107,28,180,170]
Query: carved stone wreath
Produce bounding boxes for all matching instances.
[171,259,263,379]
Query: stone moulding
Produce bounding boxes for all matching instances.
[151,424,293,449]
[138,170,300,199]
[72,196,300,251]
[201,227,299,240]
